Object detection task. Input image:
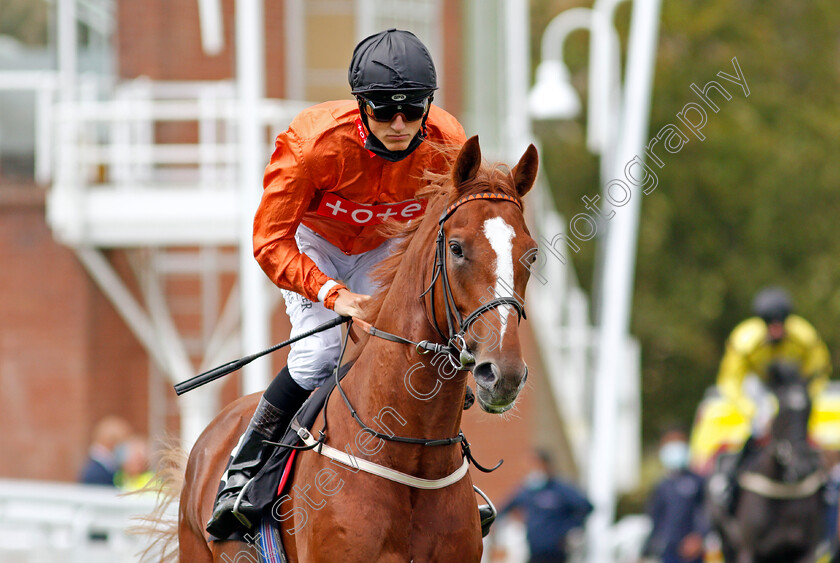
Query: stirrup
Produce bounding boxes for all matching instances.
[232,477,256,529]
[474,485,497,537]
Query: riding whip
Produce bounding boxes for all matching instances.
[173,315,351,395]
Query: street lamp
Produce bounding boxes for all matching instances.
[528,59,581,120]
[530,0,662,562]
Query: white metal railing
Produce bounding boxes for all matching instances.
[526,180,641,492]
[53,79,309,190]
[0,478,175,563]
[46,79,311,247]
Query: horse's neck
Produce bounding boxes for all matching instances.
[771,405,811,444]
[761,405,816,477]
[348,263,468,442]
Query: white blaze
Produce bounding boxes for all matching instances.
[482,217,516,348]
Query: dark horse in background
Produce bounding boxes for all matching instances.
[709,362,827,563]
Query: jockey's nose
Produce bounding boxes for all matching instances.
[390,114,407,132]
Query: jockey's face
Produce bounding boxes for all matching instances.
[367,113,423,152]
[767,320,786,342]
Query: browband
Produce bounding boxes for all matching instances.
[438,192,521,224]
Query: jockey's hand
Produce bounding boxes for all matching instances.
[331,288,371,318]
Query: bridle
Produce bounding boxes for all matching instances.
[422,192,527,368]
[323,191,527,463]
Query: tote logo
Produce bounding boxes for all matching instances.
[316,193,427,226]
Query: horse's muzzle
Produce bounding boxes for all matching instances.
[473,363,528,413]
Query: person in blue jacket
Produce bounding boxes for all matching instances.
[77,416,131,486]
[641,427,708,563]
[499,449,593,563]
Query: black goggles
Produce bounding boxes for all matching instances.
[361,97,430,122]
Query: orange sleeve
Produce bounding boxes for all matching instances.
[253,126,333,303]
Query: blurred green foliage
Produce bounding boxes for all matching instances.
[531,0,840,447]
[0,0,48,46]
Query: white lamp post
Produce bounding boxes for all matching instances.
[530,1,661,562]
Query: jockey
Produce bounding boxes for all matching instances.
[206,29,469,539]
[708,286,831,511]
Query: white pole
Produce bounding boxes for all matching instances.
[57,0,76,94]
[283,0,305,100]
[504,0,531,159]
[197,0,224,55]
[237,0,271,395]
[585,0,661,561]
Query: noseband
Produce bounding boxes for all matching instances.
[422,192,527,368]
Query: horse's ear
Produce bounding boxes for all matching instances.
[511,144,539,197]
[453,135,482,188]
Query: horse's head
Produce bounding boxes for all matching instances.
[767,361,811,415]
[428,136,538,413]
[766,361,812,447]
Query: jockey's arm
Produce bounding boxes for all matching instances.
[716,319,765,418]
[253,127,347,306]
[793,317,833,398]
[716,343,755,418]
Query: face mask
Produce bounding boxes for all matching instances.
[659,441,689,471]
[113,443,128,466]
[524,470,549,490]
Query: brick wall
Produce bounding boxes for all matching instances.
[116,0,286,97]
[0,187,149,481]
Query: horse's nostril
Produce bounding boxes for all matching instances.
[473,362,499,390]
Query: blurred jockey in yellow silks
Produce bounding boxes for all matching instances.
[708,286,832,513]
[716,286,831,430]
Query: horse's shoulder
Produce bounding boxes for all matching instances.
[728,317,767,353]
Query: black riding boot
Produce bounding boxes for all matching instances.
[479,504,496,537]
[206,367,311,538]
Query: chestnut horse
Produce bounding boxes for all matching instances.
[176,136,539,562]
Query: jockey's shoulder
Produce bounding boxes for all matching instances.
[287,100,360,139]
[784,314,822,345]
[728,317,767,352]
[425,105,467,143]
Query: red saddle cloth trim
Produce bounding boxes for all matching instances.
[277,449,299,496]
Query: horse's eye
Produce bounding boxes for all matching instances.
[528,249,539,264]
[449,241,464,258]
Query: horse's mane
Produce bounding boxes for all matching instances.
[361,152,523,324]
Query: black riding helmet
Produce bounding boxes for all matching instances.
[752,287,793,324]
[348,29,437,161]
